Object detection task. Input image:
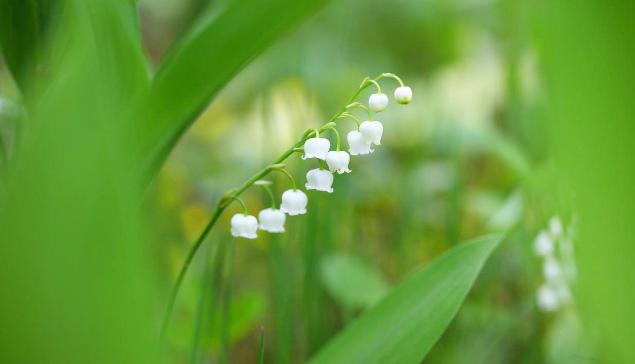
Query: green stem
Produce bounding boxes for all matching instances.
[346,102,372,121]
[160,206,225,339]
[379,72,405,87]
[325,125,341,151]
[231,196,249,214]
[160,76,383,339]
[338,112,361,129]
[367,79,382,94]
[328,73,385,123]
[274,168,297,190]
[261,184,277,209]
[219,239,235,364]
[189,244,215,364]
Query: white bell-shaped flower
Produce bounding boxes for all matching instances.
[368,93,388,112]
[368,94,388,112]
[305,168,334,193]
[533,231,553,256]
[549,216,563,237]
[543,256,562,282]
[325,151,351,174]
[258,208,286,233]
[359,121,383,145]
[394,86,413,104]
[537,284,560,312]
[302,137,330,160]
[347,130,373,155]
[280,189,308,215]
[230,213,258,239]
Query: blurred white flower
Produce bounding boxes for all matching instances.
[543,256,562,282]
[533,231,553,256]
[230,214,258,239]
[394,86,413,104]
[258,208,286,233]
[347,130,373,155]
[359,121,383,146]
[537,284,560,312]
[326,151,351,174]
[302,137,330,160]
[306,168,334,193]
[549,216,564,238]
[368,93,388,112]
[280,189,307,215]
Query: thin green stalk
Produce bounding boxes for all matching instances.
[219,239,235,364]
[261,183,277,209]
[160,206,225,339]
[257,327,266,364]
[189,244,216,364]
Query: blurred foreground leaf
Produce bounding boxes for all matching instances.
[0,0,44,90]
[132,0,331,182]
[309,235,502,364]
[320,254,389,310]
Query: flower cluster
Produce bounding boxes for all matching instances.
[533,216,577,312]
[228,73,412,239]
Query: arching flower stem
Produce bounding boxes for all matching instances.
[269,165,297,190]
[367,79,382,94]
[255,180,276,209]
[160,74,403,339]
[338,112,361,129]
[325,125,341,151]
[327,72,391,123]
[345,102,372,121]
[380,72,405,87]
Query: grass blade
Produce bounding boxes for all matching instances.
[309,235,503,364]
[257,327,265,364]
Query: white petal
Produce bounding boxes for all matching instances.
[394,86,412,104]
[368,93,388,112]
[280,189,308,215]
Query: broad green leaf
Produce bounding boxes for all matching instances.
[320,254,389,310]
[0,1,154,362]
[309,235,503,364]
[132,0,331,182]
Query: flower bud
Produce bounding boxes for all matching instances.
[368,93,388,112]
[359,121,383,146]
[347,130,373,155]
[280,189,308,215]
[394,86,412,104]
[305,168,334,193]
[258,208,286,233]
[302,137,330,160]
[325,151,351,174]
[230,213,258,239]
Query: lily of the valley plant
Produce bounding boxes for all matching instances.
[161,73,413,335]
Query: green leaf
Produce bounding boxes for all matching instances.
[132,0,331,182]
[0,0,45,91]
[309,235,503,364]
[320,254,389,310]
